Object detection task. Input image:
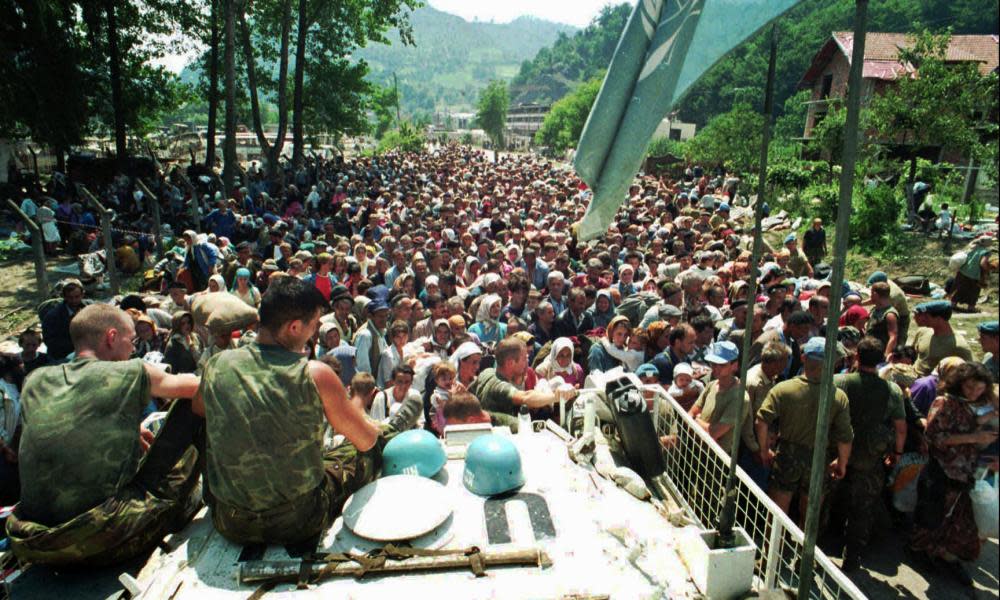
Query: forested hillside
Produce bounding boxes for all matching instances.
[357,6,576,115]
[510,0,998,124]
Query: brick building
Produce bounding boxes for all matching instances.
[798,32,999,139]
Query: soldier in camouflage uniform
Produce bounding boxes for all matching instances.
[199,277,389,546]
[756,338,854,526]
[831,337,907,571]
[6,304,203,566]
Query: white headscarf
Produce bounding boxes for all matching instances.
[539,337,576,377]
[475,294,502,325]
[450,341,484,369]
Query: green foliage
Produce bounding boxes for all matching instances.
[460,132,474,145]
[511,0,997,134]
[476,80,509,147]
[0,0,198,155]
[868,30,999,212]
[370,84,400,139]
[850,183,903,250]
[683,103,762,173]
[510,4,630,105]
[646,136,686,159]
[534,78,601,153]
[377,120,425,153]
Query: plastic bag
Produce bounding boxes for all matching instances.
[971,476,999,540]
[890,453,926,514]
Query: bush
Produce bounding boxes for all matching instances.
[850,183,902,250]
[377,121,426,154]
[646,136,685,158]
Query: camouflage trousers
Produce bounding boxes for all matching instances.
[6,447,201,566]
[6,400,204,566]
[830,464,885,556]
[210,428,395,546]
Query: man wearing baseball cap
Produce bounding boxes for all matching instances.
[755,337,854,521]
[911,301,973,376]
[689,341,747,454]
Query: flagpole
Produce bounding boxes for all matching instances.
[797,0,868,596]
[717,24,778,549]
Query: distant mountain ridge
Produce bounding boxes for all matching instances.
[357,5,576,114]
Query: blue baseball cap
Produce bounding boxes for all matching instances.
[367,297,390,313]
[718,203,731,212]
[705,341,739,365]
[802,337,828,359]
[784,233,797,244]
[635,363,659,378]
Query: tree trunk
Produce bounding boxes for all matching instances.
[105,0,127,172]
[222,0,238,194]
[904,154,917,222]
[205,0,220,168]
[240,0,291,179]
[292,0,307,168]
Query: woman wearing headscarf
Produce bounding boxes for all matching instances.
[950,236,996,313]
[587,315,643,374]
[909,362,999,586]
[452,341,483,389]
[469,293,507,345]
[38,199,61,255]
[163,311,202,374]
[587,289,616,330]
[128,310,164,359]
[535,337,584,388]
[645,320,670,361]
[230,267,261,308]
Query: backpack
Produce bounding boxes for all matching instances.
[615,292,661,328]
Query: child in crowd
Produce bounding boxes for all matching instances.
[667,362,704,411]
[427,361,456,436]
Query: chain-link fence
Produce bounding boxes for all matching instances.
[649,388,866,599]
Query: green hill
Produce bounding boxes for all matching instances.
[509,0,999,125]
[357,6,576,114]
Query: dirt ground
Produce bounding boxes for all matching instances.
[0,255,79,340]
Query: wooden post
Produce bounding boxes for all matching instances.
[176,171,201,232]
[136,179,165,258]
[79,187,120,296]
[5,199,49,300]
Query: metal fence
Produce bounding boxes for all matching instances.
[649,388,866,600]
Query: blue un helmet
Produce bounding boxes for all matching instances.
[463,434,526,497]
[382,429,447,478]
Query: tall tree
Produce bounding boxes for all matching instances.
[240,0,292,177]
[534,77,601,153]
[289,0,418,167]
[868,30,999,219]
[205,0,221,168]
[222,0,238,192]
[104,0,127,169]
[476,79,509,150]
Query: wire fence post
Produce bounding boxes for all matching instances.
[6,199,49,301]
[798,0,868,596]
[136,179,165,259]
[79,186,120,296]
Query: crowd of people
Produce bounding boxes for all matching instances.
[0,145,997,586]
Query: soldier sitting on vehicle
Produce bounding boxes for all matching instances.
[6,303,203,566]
